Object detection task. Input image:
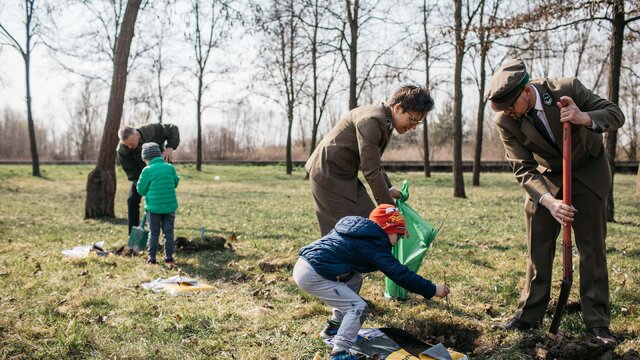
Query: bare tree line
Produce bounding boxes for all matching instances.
[0,0,639,218]
[2,1,638,164]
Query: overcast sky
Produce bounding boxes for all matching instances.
[5,1,634,150]
[0,1,286,144]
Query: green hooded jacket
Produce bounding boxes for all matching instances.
[116,123,180,181]
[136,157,180,214]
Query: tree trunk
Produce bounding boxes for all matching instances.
[286,103,294,174]
[605,0,624,222]
[347,0,358,110]
[85,0,141,219]
[25,45,40,177]
[636,163,640,202]
[23,1,40,177]
[286,3,295,175]
[423,120,431,178]
[196,73,203,171]
[472,1,487,187]
[452,0,466,198]
[156,47,165,124]
[310,0,319,156]
[307,35,317,180]
[472,99,486,186]
[422,0,431,178]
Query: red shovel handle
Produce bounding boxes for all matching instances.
[562,121,572,279]
[550,106,574,334]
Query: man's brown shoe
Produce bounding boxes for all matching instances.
[588,327,617,346]
[491,318,537,331]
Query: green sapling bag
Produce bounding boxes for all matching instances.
[384,180,438,300]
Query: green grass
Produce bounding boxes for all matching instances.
[0,164,638,359]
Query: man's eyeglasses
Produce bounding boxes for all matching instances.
[409,113,423,125]
[505,87,525,111]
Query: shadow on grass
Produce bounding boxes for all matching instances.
[623,248,640,257]
[176,249,250,283]
[488,244,512,252]
[612,220,640,228]
[545,300,582,316]
[469,257,495,269]
[172,227,295,243]
[98,217,128,226]
[606,246,640,257]
[615,329,640,344]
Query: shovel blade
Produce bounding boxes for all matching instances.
[549,278,573,334]
[128,226,149,251]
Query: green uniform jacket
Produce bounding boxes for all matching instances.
[495,77,624,203]
[116,123,180,181]
[136,157,180,214]
[494,77,624,327]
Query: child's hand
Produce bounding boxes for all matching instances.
[434,284,450,298]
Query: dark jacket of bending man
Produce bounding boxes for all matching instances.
[117,123,180,234]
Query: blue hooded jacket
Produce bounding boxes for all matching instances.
[299,216,437,299]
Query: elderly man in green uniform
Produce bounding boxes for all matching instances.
[117,123,180,235]
[305,85,434,236]
[485,59,624,345]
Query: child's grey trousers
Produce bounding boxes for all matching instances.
[293,257,369,354]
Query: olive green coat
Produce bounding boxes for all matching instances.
[305,103,394,235]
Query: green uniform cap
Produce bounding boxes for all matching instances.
[485,59,530,111]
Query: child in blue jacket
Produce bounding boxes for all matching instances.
[293,204,450,360]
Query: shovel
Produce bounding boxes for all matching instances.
[128,212,149,252]
[549,120,573,334]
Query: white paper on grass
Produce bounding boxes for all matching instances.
[141,275,199,292]
[61,241,105,258]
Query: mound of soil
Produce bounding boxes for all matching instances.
[258,260,293,273]
[516,332,639,360]
[113,245,138,256]
[175,236,226,253]
[396,317,639,360]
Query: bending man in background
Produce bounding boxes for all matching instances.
[117,123,180,235]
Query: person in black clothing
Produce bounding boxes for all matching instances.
[116,123,180,234]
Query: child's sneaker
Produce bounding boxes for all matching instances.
[330,351,358,360]
[164,257,175,267]
[320,320,341,339]
[146,256,157,265]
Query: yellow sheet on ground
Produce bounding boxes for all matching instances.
[386,349,468,360]
[163,282,216,294]
[387,349,420,359]
[419,349,468,360]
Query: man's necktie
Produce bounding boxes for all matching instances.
[528,109,558,150]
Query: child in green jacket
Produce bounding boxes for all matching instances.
[136,142,180,265]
